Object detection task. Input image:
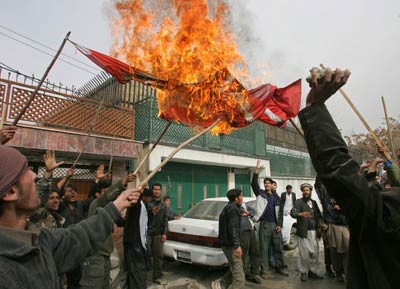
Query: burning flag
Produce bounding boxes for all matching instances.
[73,0,302,133]
[73,41,301,132]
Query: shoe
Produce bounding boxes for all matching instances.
[325,267,336,278]
[308,271,324,280]
[211,279,222,289]
[246,276,262,284]
[260,273,269,280]
[336,272,345,282]
[153,279,167,285]
[276,269,289,276]
[301,273,307,282]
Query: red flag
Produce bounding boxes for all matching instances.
[71,41,167,87]
[72,40,302,129]
[248,79,302,127]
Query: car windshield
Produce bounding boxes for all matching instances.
[184,200,255,221]
[184,201,227,221]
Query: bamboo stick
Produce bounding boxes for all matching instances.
[133,122,172,175]
[289,118,304,137]
[13,32,71,125]
[134,119,220,189]
[381,96,397,161]
[319,64,392,161]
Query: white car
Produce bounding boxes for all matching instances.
[164,197,256,267]
[282,214,298,250]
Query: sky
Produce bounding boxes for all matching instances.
[1,0,399,136]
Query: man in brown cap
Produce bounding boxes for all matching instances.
[0,145,141,289]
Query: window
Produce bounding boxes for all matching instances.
[203,185,208,199]
[215,184,219,198]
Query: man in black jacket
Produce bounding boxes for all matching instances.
[290,183,323,281]
[315,177,349,282]
[299,67,400,289]
[147,183,168,284]
[123,188,152,289]
[212,189,244,289]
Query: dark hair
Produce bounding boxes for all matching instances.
[142,188,153,197]
[151,183,162,190]
[226,189,242,202]
[163,195,171,201]
[286,185,292,190]
[263,177,273,184]
[65,184,78,192]
[271,180,277,185]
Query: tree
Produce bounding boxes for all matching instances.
[344,117,400,164]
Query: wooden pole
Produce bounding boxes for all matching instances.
[133,122,172,175]
[381,96,397,161]
[319,64,392,161]
[289,118,304,137]
[135,119,220,188]
[71,96,105,168]
[12,32,71,125]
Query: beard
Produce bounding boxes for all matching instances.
[303,194,311,201]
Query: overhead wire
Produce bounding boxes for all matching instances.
[0,24,101,72]
[0,31,99,75]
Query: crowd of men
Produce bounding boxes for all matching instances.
[214,68,399,289]
[0,126,181,289]
[0,67,399,289]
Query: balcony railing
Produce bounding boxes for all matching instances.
[0,72,135,140]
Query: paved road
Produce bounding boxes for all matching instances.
[150,248,346,289]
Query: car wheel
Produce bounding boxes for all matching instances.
[283,227,298,250]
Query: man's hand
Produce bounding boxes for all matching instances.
[255,160,263,174]
[44,150,64,172]
[360,160,371,172]
[234,246,243,258]
[151,205,161,215]
[66,168,74,178]
[113,187,142,213]
[275,226,282,232]
[161,234,167,242]
[123,172,137,185]
[240,209,249,217]
[306,67,350,107]
[334,204,341,211]
[0,125,17,145]
[298,211,311,218]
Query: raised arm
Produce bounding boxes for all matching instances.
[0,125,17,145]
[36,150,64,204]
[251,160,263,196]
[48,187,141,273]
[299,67,368,220]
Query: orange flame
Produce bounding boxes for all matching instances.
[111,0,250,134]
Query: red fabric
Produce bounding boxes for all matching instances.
[159,79,302,128]
[72,41,134,84]
[72,41,302,128]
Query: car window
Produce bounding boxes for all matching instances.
[184,201,227,221]
[245,200,256,217]
[183,199,256,220]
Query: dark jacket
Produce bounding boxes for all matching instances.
[59,197,94,227]
[299,103,400,289]
[290,198,322,238]
[314,177,347,226]
[251,173,283,226]
[280,192,296,208]
[0,203,121,289]
[146,198,168,236]
[87,180,126,257]
[218,201,241,249]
